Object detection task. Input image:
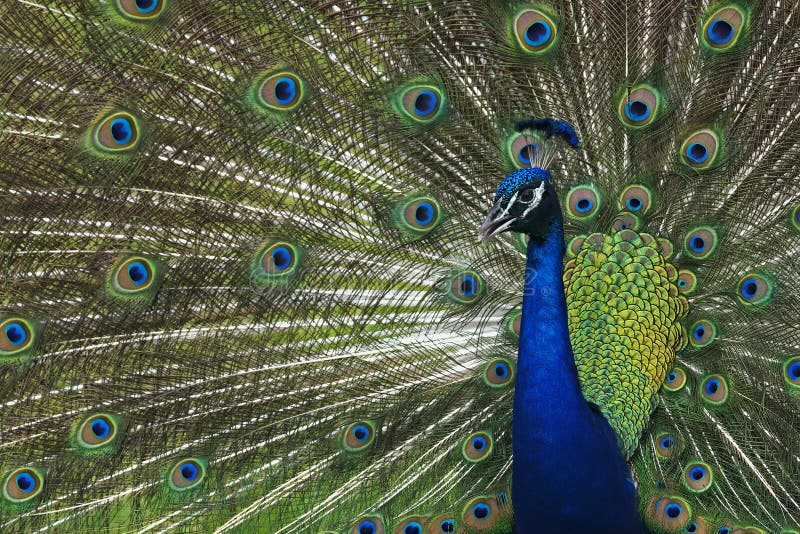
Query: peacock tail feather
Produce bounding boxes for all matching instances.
[0,0,798,532]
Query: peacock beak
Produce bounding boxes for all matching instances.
[479,200,516,243]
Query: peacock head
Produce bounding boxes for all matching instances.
[479,118,578,243]
[479,167,560,243]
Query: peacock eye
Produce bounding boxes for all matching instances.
[395,195,443,237]
[74,413,123,453]
[168,459,206,491]
[702,6,746,50]
[91,111,141,153]
[655,431,682,458]
[440,519,454,532]
[397,85,446,123]
[736,272,774,306]
[681,129,720,169]
[483,358,514,388]
[676,269,698,295]
[619,184,652,215]
[689,319,717,348]
[115,0,166,20]
[683,226,719,260]
[683,461,713,493]
[397,519,424,534]
[700,374,729,405]
[255,71,305,112]
[251,241,302,285]
[0,319,33,353]
[340,420,377,453]
[2,467,45,504]
[783,357,800,390]
[513,8,557,53]
[518,188,535,202]
[445,269,485,304]
[462,431,493,462]
[566,185,601,219]
[618,85,661,128]
[352,515,384,534]
[662,366,687,392]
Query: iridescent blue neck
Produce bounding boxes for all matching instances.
[511,216,644,532]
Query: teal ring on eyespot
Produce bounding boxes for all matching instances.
[352,424,370,442]
[788,362,800,382]
[126,261,149,286]
[624,100,650,122]
[357,520,377,534]
[4,322,27,346]
[403,521,423,534]
[179,462,199,481]
[414,202,435,225]
[494,362,508,378]
[685,142,709,163]
[517,143,540,165]
[689,466,706,480]
[660,436,674,449]
[413,90,438,117]
[708,19,734,44]
[460,275,477,297]
[685,521,698,533]
[471,437,486,450]
[91,419,111,439]
[135,0,158,13]
[271,247,292,271]
[625,197,642,211]
[664,502,682,518]
[575,198,593,213]
[274,77,297,105]
[524,21,551,47]
[693,324,706,340]
[440,519,455,532]
[15,473,36,493]
[689,236,706,253]
[471,503,490,519]
[739,277,758,299]
[110,118,133,144]
[704,378,720,396]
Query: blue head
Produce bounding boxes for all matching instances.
[479,119,578,243]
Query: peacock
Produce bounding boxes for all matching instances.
[1,0,799,532]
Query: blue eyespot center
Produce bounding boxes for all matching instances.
[524,21,551,46]
[686,522,698,533]
[740,278,758,298]
[471,437,486,450]
[789,362,800,380]
[625,100,650,121]
[110,118,133,144]
[91,419,111,439]
[135,0,157,13]
[413,90,438,117]
[660,436,674,449]
[472,503,490,519]
[441,519,455,532]
[127,261,149,285]
[358,520,376,534]
[15,473,35,492]
[686,142,708,163]
[274,77,297,105]
[5,323,27,346]
[693,325,706,340]
[272,247,292,271]
[705,379,719,395]
[576,198,593,213]
[494,363,507,378]
[665,503,682,518]
[708,19,734,44]
[460,276,476,297]
[690,467,706,480]
[667,372,677,382]
[690,236,705,251]
[353,424,370,442]
[180,463,198,481]
[404,522,422,534]
[415,202,434,225]
[718,527,731,534]
[626,197,642,211]
[517,143,540,165]
[678,279,687,288]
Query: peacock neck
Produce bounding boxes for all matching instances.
[511,215,644,532]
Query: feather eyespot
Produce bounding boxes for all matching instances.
[108,256,163,301]
[251,241,302,285]
[394,84,446,124]
[683,226,718,260]
[2,467,44,505]
[444,270,485,304]
[791,204,800,232]
[702,6,747,50]
[393,517,427,534]
[645,496,691,531]
[683,461,713,493]
[429,515,457,534]
[566,185,601,219]
[115,0,166,20]
[655,432,683,458]
[700,375,729,405]
[91,111,141,153]
[503,308,522,343]
[736,272,774,306]
[395,195,443,237]
[74,413,123,454]
[689,319,717,348]
[483,358,514,388]
[167,458,206,492]
[663,367,687,392]
[352,515,385,534]
[618,85,661,128]
[0,317,35,356]
[462,497,500,531]
[462,432,493,462]
[340,421,377,453]
[507,132,544,169]
[513,8,557,53]
[677,269,698,295]
[619,185,652,215]
[681,129,720,169]
[612,212,641,232]
[255,71,305,111]
[781,357,800,390]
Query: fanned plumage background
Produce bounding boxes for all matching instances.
[0,0,799,532]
